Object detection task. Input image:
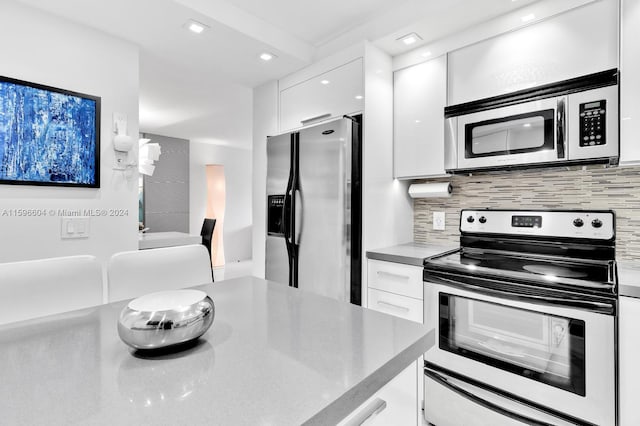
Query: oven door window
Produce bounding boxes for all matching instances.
[464,109,555,158]
[439,293,585,396]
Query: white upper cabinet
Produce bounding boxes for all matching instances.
[279,58,363,132]
[621,0,640,164]
[393,55,448,179]
[447,0,619,105]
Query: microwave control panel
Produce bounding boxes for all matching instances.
[579,100,606,147]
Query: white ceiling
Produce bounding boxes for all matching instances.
[13,0,541,147]
[223,0,411,46]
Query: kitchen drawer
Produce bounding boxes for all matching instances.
[367,259,423,299]
[367,288,423,323]
[338,362,418,426]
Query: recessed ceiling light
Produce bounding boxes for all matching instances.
[521,13,536,22]
[320,80,330,85]
[355,95,363,100]
[421,51,432,58]
[260,52,277,61]
[397,32,422,46]
[523,123,532,127]
[184,19,208,34]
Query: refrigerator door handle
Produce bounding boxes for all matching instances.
[294,189,303,243]
[283,192,293,244]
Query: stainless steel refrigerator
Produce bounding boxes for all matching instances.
[265,115,362,305]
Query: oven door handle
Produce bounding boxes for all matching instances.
[430,274,615,315]
[425,367,555,426]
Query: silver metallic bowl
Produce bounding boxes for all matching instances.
[118,289,215,350]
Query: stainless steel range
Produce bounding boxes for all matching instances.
[423,209,617,426]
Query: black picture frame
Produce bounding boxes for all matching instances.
[0,75,101,188]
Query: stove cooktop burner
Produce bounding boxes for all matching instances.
[522,264,589,279]
[433,248,613,288]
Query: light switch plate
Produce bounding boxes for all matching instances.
[433,211,446,230]
[61,217,90,239]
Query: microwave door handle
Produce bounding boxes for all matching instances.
[424,367,554,426]
[556,97,567,159]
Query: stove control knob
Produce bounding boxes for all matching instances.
[573,218,584,227]
[592,218,603,228]
[479,216,487,224]
[466,216,475,223]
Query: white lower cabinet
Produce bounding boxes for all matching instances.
[338,363,418,426]
[619,296,640,425]
[364,259,425,425]
[368,288,423,323]
[368,259,424,299]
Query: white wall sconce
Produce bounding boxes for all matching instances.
[113,112,135,170]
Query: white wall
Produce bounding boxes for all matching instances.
[190,143,253,263]
[251,81,279,278]
[361,42,413,303]
[0,2,139,263]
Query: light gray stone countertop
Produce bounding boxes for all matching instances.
[0,276,431,425]
[366,242,458,266]
[618,261,640,298]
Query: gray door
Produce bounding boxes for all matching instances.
[265,132,291,286]
[296,119,351,302]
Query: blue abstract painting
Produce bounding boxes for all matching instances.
[0,78,99,187]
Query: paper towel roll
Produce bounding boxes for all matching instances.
[408,182,452,198]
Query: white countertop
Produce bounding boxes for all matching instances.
[618,261,640,298]
[0,276,432,425]
[366,242,458,266]
[138,231,202,250]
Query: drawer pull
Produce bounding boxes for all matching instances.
[376,271,410,281]
[343,398,387,426]
[377,301,410,313]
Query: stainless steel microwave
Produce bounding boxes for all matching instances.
[444,69,619,173]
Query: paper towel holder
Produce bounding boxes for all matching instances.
[408,182,452,198]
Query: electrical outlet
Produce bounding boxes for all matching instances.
[433,211,446,231]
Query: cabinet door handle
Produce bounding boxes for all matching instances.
[377,301,410,313]
[343,398,387,426]
[301,113,331,125]
[377,271,410,281]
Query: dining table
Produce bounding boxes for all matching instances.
[0,276,431,425]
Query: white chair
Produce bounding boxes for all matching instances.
[0,255,103,325]
[107,244,213,302]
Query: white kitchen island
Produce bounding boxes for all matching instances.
[0,276,431,425]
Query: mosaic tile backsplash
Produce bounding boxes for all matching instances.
[413,165,640,260]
